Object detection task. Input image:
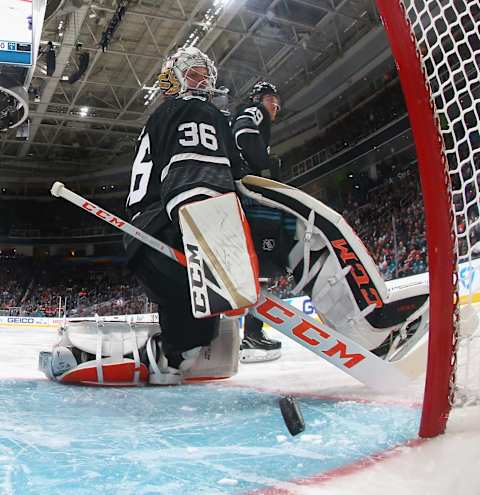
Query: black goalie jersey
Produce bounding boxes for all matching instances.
[124,95,237,259]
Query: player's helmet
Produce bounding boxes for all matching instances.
[249,81,278,103]
[158,46,217,97]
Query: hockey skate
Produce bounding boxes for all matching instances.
[240,326,282,363]
[149,316,242,384]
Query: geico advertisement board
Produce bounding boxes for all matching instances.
[0,313,159,328]
[0,316,58,326]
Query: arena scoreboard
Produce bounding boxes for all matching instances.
[0,0,33,66]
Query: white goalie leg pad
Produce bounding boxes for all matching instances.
[310,252,390,350]
[309,246,430,354]
[39,321,155,385]
[178,193,259,318]
[382,283,430,361]
[238,175,429,354]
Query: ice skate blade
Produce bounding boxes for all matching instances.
[240,348,282,364]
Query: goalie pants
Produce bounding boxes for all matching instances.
[243,204,294,278]
[128,221,219,357]
[243,202,296,339]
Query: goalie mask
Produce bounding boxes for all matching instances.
[158,47,218,97]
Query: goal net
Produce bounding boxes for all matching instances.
[375,0,479,437]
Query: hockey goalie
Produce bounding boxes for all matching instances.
[40,41,430,387]
[40,46,261,387]
[40,173,429,387]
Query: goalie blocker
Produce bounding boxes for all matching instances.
[178,192,259,318]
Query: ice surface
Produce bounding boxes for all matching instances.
[0,325,478,494]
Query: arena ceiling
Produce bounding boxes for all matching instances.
[0,0,394,191]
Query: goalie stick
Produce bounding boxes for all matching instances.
[51,181,427,392]
[50,182,186,267]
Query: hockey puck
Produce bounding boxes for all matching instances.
[279,396,305,436]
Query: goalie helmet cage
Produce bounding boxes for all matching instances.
[375,0,479,437]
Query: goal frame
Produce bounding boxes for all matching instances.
[375,0,459,438]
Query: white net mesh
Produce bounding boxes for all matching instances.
[400,0,480,406]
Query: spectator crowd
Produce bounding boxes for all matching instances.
[342,167,428,280]
[0,254,148,317]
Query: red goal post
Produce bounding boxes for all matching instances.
[375,0,479,437]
